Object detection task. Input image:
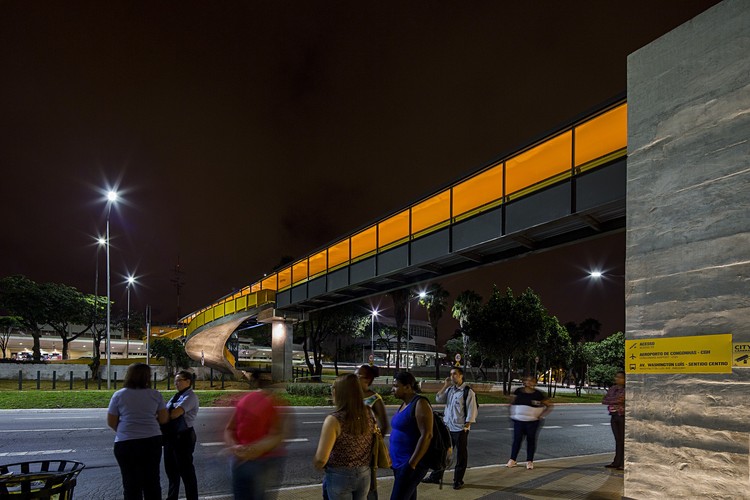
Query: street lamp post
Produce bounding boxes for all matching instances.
[125,275,135,359]
[94,237,105,360]
[370,309,378,364]
[105,190,118,389]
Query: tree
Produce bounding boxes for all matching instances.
[296,302,369,381]
[540,315,573,397]
[322,303,369,375]
[452,290,482,370]
[565,318,603,395]
[419,284,450,380]
[586,332,625,387]
[43,282,93,360]
[150,337,191,376]
[388,288,410,372]
[0,316,21,359]
[0,276,49,361]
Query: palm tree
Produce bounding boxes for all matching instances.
[419,284,450,380]
[452,290,482,370]
[389,288,411,372]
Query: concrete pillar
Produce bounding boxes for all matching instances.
[626,1,750,497]
[271,319,293,382]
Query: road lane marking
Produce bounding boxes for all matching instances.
[543,426,562,429]
[302,421,323,424]
[0,449,76,457]
[201,438,309,447]
[15,417,100,420]
[0,428,108,433]
[601,423,610,426]
[573,424,592,427]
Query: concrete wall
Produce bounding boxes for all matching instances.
[626,0,750,498]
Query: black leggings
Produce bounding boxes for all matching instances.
[114,435,162,500]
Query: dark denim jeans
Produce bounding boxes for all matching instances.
[231,455,284,500]
[390,463,429,500]
[510,419,541,461]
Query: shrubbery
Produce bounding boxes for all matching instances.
[285,383,331,397]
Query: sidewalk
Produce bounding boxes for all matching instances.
[272,453,623,500]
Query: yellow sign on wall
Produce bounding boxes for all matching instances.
[626,334,732,374]
[733,342,750,367]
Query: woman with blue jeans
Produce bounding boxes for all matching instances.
[389,372,433,500]
[314,373,375,500]
[506,375,552,470]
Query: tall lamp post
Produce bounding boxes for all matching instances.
[125,275,136,359]
[405,291,427,370]
[94,237,106,360]
[105,190,118,389]
[370,309,379,364]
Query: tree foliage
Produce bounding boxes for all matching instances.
[388,288,410,372]
[0,316,21,359]
[150,337,191,376]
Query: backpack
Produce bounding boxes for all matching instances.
[463,385,478,414]
[410,395,453,474]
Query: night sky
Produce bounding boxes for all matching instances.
[0,1,720,337]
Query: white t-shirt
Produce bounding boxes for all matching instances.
[108,388,166,442]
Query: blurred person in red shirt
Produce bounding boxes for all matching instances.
[225,370,290,499]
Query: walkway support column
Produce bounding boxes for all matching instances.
[258,307,304,382]
[626,1,750,498]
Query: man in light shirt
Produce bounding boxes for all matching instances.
[422,366,478,490]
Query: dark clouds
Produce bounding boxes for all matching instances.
[0,1,720,324]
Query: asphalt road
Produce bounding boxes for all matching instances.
[0,403,615,499]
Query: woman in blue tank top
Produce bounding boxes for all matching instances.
[389,372,433,500]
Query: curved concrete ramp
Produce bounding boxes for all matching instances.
[184,310,258,375]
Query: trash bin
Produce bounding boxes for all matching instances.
[0,460,85,499]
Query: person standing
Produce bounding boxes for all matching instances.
[225,369,289,499]
[421,366,477,489]
[506,375,552,470]
[602,371,625,470]
[163,370,200,500]
[314,373,375,500]
[389,372,433,500]
[107,363,169,500]
[355,364,389,434]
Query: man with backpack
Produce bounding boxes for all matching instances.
[421,367,478,490]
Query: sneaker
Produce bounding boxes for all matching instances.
[453,481,464,490]
[526,461,534,470]
[421,476,440,484]
[506,459,517,468]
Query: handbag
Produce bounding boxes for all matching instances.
[371,426,391,469]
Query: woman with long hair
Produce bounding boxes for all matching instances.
[107,363,169,500]
[314,373,375,500]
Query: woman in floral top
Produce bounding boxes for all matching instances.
[602,371,625,470]
[314,373,375,500]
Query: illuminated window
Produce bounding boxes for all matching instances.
[328,239,350,269]
[261,274,277,291]
[277,267,292,290]
[575,103,627,167]
[505,131,572,196]
[251,282,261,293]
[452,164,503,217]
[411,190,450,234]
[378,210,410,248]
[309,251,327,277]
[351,226,377,260]
[292,259,308,284]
